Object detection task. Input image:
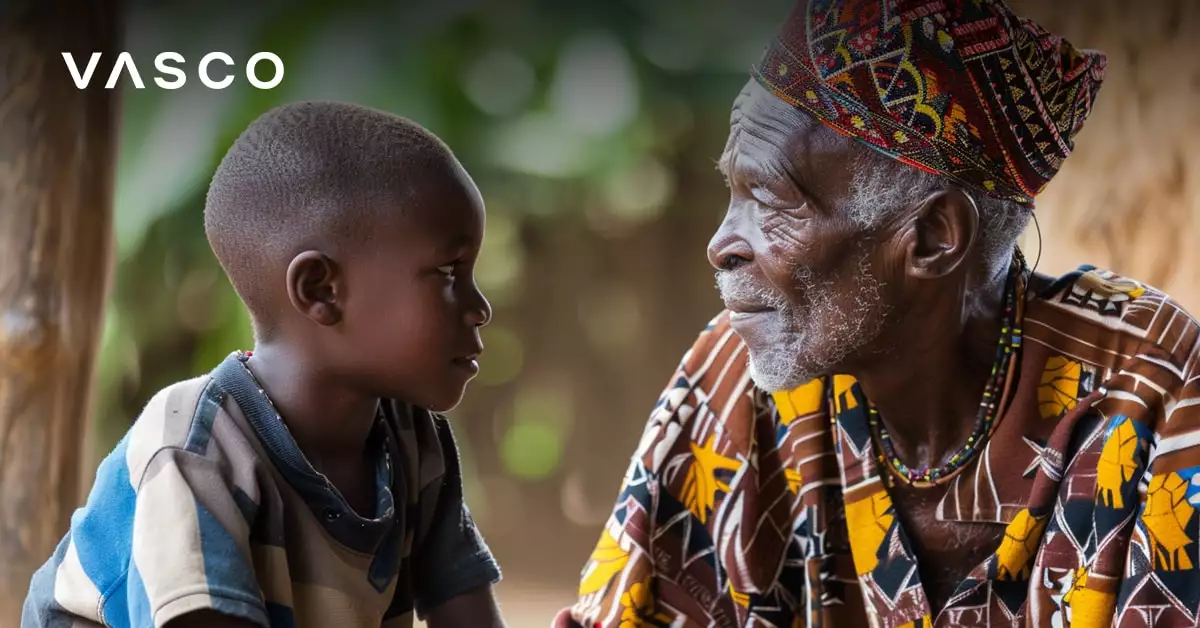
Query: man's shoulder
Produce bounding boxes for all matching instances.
[1029,264,1200,369]
[630,312,775,463]
[673,309,830,390]
[675,310,753,382]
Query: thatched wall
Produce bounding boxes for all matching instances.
[1008,0,1200,309]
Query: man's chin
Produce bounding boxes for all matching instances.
[746,354,820,393]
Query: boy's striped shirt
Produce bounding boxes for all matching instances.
[22,352,500,627]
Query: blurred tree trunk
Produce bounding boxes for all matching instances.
[1008,0,1200,310]
[0,1,121,622]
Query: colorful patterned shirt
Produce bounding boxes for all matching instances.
[560,265,1200,627]
[21,352,501,628]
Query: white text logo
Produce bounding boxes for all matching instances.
[62,52,284,90]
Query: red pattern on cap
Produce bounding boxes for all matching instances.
[752,0,1106,207]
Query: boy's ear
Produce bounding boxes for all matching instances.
[286,251,344,327]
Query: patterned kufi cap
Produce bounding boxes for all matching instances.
[752,0,1107,207]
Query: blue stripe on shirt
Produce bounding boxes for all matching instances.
[21,532,75,628]
[184,382,223,455]
[194,493,265,615]
[70,434,141,627]
[125,560,152,627]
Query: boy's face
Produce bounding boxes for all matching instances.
[336,164,492,412]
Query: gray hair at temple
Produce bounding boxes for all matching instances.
[843,151,1033,279]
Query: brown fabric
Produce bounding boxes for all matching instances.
[559,265,1200,627]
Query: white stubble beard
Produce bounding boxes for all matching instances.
[718,247,891,393]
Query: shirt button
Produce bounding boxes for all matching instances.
[323,508,343,521]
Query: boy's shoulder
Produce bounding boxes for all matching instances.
[20,370,269,628]
[125,366,464,506]
[122,368,264,488]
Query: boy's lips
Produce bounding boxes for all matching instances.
[452,346,483,373]
[452,355,480,374]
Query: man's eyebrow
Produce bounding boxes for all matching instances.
[755,132,825,206]
[739,131,823,205]
[776,157,821,205]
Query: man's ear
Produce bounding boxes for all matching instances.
[285,250,344,327]
[905,188,979,280]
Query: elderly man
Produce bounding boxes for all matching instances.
[556,1,1200,627]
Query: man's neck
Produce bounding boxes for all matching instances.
[243,342,380,471]
[849,268,1010,472]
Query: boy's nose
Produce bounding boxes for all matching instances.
[466,286,491,327]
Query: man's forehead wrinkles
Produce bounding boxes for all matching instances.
[743,87,849,154]
[718,126,742,176]
[736,124,804,181]
[739,97,827,165]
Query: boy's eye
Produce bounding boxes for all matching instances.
[437,264,455,276]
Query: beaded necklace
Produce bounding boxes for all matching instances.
[235,350,286,423]
[870,250,1027,488]
[232,350,392,485]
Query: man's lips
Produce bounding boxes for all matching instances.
[725,300,775,315]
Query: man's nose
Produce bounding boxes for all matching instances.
[707,209,754,271]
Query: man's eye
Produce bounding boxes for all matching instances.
[751,186,788,207]
[437,264,455,276]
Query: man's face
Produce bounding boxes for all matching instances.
[709,80,898,392]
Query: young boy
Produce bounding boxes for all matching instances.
[21,102,505,628]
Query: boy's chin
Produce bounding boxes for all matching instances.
[411,383,470,414]
[380,366,477,413]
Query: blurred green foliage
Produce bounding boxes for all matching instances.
[92,0,791,562]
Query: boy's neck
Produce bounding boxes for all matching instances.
[242,342,380,469]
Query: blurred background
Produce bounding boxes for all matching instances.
[5,0,1200,625]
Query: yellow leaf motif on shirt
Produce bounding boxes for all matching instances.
[619,579,652,627]
[729,580,750,608]
[995,508,1048,581]
[578,528,630,596]
[682,435,741,524]
[619,576,674,627]
[844,489,894,576]
[1096,418,1142,510]
[1038,356,1081,419]
[1142,472,1195,571]
[785,467,803,494]
[1063,566,1117,628]
[774,379,824,427]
